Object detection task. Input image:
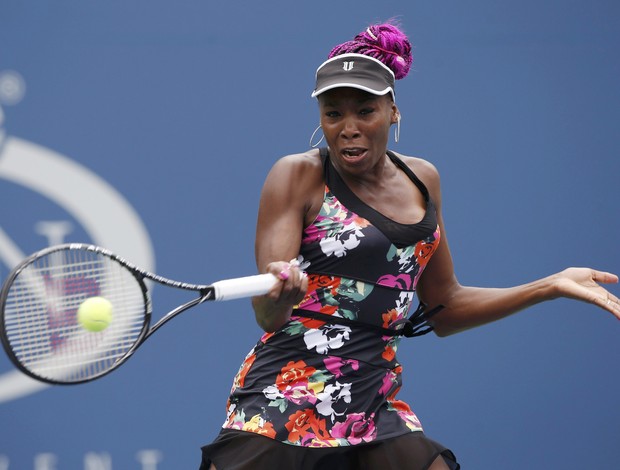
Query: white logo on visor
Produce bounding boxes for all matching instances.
[342,61,354,71]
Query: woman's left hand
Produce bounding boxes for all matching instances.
[552,267,620,319]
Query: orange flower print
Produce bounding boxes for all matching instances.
[277,360,316,391]
[311,274,340,290]
[296,274,341,328]
[286,409,332,445]
[300,317,328,329]
[285,409,314,442]
[259,331,275,343]
[265,360,326,407]
[306,437,340,448]
[382,344,396,362]
[233,353,256,389]
[382,309,400,328]
[415,243,434,266]
[308,414,331,442]
[388,399,411,413]
[352,214,371,229]
[414,228,440,269]
[242,414,277,438]
[388,399,423,432]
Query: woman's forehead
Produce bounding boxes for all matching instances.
[318,87,386,105]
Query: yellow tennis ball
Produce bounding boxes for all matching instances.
[77,296,113,332]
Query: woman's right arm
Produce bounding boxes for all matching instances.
[251,152,322,332]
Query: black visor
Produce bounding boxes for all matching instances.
[312,53,395,100]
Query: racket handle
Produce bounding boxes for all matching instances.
[212,273,278,301]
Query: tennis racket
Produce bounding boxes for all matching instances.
[0,243,276,385]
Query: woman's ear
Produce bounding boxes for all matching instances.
[391,104,401,124]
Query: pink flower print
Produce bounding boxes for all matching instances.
[282,382,321,405]
[399,410,423,431]
[302,220,328,244]
[379,370,397,396]
[331,413,377,445]
[324,356,359,379]
[224,403,245,430]
[274,360,324,405]
[377,273,412,290]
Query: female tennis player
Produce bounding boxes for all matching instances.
[200,21,619,470]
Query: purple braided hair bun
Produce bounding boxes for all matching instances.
[327,22,413,80]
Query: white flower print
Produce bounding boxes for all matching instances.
[292,254,311,271]
[319,223,364,258]
[316,381,352,421]
[262,385,284,401]
[223,402,237,427]
[304,324,351,354]
[395,291,415,314]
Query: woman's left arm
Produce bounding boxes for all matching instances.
[412,159,620,337]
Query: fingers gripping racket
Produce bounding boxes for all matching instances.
[0,243,276,385]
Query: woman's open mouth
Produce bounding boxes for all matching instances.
[341,148,368,163]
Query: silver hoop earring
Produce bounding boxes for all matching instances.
[309,125,324,148]
[394,116,401,143]
[394,114,400,143]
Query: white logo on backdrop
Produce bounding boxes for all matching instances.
[0,70,155,404]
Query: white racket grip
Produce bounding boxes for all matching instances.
[212,273,278,301]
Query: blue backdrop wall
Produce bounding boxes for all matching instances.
[1,1,619,469]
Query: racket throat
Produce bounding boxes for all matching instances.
[147,294,210,339]
[199,288,215,303]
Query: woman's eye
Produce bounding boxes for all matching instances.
[325,111,340,118]
[360,108,374,115]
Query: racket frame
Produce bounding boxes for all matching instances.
[0,243,245,385]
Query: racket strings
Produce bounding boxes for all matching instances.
[3,248,147,382]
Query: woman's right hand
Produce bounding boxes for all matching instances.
[265,259,308,306]
[252,259,308,332]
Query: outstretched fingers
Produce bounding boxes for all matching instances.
[598,289,620,320]
[587,269,620,319]
[556,268,620,320]
[591,269,619,285]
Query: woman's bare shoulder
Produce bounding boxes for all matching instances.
[273,149,323,171]
[266,150,324,193]
[391,151,441,190]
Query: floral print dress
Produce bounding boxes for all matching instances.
[223,149,441,448]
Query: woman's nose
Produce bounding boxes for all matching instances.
[340,118,361,139]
